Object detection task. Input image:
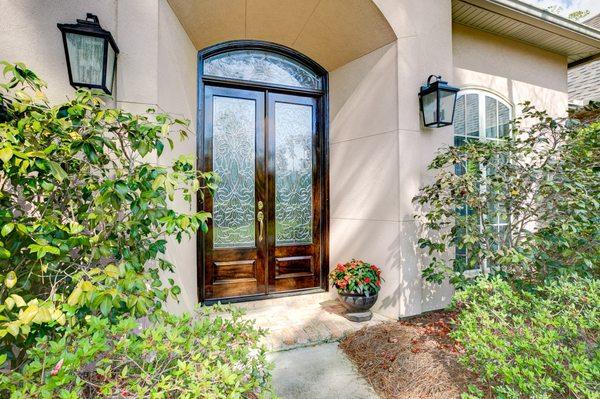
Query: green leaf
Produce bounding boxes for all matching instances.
[0,147,13,163]
[67,286,82,307]
[1,223,14,237]
[104,264,120,279]
[4,271,17,288]
[99,297,112,316]
[114,180,128,196]
[0,247,11,259]
[47,160,68,182]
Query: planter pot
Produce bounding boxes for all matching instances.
[337,292,378,321]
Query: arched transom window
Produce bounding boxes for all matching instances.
[203,49,322,90]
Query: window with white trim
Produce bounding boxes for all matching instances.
[453,90,512,272]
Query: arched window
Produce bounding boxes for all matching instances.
[453,89,513,273]
[454,90,512,146]
[203,49,322,90]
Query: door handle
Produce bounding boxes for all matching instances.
[257,211,264,242]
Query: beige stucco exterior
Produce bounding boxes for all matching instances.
[0,0,573,319]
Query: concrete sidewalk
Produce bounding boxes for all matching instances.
[268,343,380,399]
[231,292,390,351]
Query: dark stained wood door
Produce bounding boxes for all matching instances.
[267,93,321,292]
[203,86,267,299]
[202,87,322,301]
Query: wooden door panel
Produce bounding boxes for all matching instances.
[203,86,267,300]
[267,93,322,293]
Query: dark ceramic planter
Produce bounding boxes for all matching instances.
[338,291,378,312]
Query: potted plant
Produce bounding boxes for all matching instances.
[329,259,382,321]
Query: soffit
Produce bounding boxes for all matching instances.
[452,0,600,67]
[167,0,397,71]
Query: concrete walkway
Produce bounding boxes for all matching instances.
[268,343,379,399]
[231,292,390,351]
[231,292,389,398]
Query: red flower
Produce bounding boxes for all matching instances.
[364,277,371,284]
[376,280,381,287]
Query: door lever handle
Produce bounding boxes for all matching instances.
[257,211,264,242]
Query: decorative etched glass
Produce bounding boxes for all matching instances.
[204,50,321,89]
[275,102,313,245]
[66,33,104,86]
[212,96,256,248]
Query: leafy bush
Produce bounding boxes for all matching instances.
[452,276,599,399]
[414,104,599,286]
[0,61,216,365]
[0,306,275,399]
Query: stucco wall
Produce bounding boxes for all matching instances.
[330,0,456,319]
[452,24,569,117]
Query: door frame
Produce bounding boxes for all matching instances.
[196,40,330,304]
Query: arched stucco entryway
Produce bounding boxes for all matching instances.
[166,0,397,71]
[156,0,456,319]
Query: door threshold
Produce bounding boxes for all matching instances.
[202,287,327,306]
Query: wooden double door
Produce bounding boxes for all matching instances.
[201,85,324,301]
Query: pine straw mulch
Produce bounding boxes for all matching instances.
[340,310,484,399]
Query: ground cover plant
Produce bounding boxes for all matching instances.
[0,62,274,398]
[452,276,599,399]
[2,306,273,399]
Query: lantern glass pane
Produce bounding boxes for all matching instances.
[421,91,437,126]
[439,89,456,124]
[66,33,104,86]
[105,45,116,91]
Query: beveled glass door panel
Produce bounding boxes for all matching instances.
[203,86,266,299]
[212,96,256,248]
[267,93,321,293]
[274,101,313,245]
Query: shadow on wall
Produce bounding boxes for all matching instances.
[327,41,453,318]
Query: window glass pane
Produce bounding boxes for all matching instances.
[498,102,510,138]
[204,50,321,89]
[275,102,313,245]
[485,96,498,139]
[465,94,479,136]
[454,95,465,135]
[212,96,256,248]
[66,33,104,85]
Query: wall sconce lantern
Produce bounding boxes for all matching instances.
[418,75,460,128]
[57,13,119,94]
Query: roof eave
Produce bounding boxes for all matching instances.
[457,0,600,67]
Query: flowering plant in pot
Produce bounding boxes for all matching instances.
[329,259,382,319]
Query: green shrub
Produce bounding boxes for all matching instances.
[0,62,216,365]
[452,276,600,399]
[0,305,275,399]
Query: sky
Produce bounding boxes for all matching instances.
[521,0,600,19]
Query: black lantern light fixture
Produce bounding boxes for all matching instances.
[418,75,460,128]
[57,13,119,94]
